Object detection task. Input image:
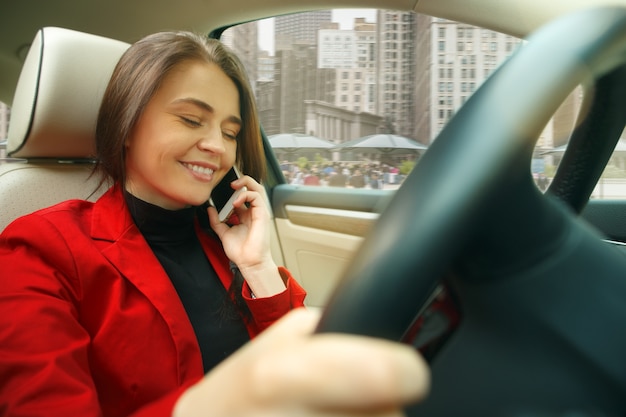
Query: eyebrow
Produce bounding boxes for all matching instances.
[173,97,242,126]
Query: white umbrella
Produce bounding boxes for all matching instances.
[335,134,427,154]
[268,133,335,153]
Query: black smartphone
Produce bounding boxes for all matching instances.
[209,166,246,222]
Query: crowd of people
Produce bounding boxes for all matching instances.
[282,161,405,189]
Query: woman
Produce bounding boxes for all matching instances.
[0,32,429,416]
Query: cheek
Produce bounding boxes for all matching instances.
[127,123,154,162]
[126,138,156,172]
[125,143,143,172]
[225,141,238,165]
[126,135,175,181]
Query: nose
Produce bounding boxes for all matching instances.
[197,126,226,154]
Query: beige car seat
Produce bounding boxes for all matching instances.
[0,27,129,231]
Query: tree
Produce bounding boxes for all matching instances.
[383,114,396,134]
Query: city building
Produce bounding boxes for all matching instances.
[318,18,377,115]
[419,15,587,158]
[274,10,332,48]
[318,23,356,69]
[221,23,258,91]
[376,10,418,140]
[274,42,319,135]
[257,50,275,82]
[197,9,587,157]
[422,18,533,142]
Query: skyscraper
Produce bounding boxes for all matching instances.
[376,10,418,139]
[419,17,525,143]
[275,10,332,49]
[221,23,259,91]
[317,18,376,114]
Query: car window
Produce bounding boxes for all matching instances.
[222,8,626,199]
[2,11,625,200]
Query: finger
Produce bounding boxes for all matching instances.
[207,205,229,237]
[232,188,253,209]
[233,176,271,206]
[231,191,271,225]
[287,337,429,409]
[249,334,430,412]
[232,175,262,192]
[253,308,321,341]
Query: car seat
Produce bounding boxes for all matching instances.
[0,27,129,232]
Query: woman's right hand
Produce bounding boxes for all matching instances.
[173,308,430,417]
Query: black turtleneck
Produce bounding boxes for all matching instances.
[124,192,250,373]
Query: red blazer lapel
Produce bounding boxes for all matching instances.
[89,186,204,381]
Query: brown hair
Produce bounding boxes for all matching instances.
[94,31,265,187]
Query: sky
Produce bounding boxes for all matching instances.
[258,9,376,55]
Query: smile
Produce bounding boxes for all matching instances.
[182,162,214,176]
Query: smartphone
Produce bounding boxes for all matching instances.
[209,166,247,222]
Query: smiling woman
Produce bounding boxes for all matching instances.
[0,27,431,417]
[0,30,307,414]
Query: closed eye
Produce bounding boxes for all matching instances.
[223,131,238,140]
[180,116,202,127]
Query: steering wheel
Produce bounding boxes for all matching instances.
[316,6,626,415]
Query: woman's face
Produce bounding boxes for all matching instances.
[125,60,241,209]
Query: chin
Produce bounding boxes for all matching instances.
[188,193,212,207]
[184,197,208,208]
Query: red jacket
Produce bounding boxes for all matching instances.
[0,186,306,417]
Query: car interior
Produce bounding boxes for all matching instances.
[0,27,128,232]
[2,0,626,415]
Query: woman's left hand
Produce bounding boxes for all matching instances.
[208,176,286,297]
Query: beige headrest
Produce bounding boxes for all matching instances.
[7,27,129,159]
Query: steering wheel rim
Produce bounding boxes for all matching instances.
[316,6,626,414]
